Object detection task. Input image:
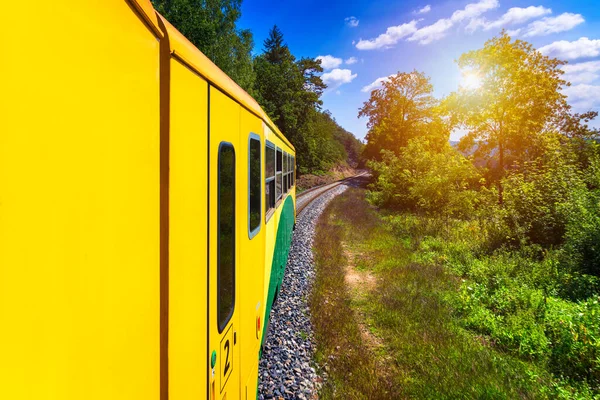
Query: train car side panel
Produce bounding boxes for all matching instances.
[0,1,160,399]
[239,111,267,398]
[209,87,242,398]
[168,58,209,400]
[260,130,296,346]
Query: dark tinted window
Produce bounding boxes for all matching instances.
[249,137,261,235]
[266,144,275,179]
[283,153,288,194]
[293,156,296,185]
[218,143,235,332]
[265,143,276,217]
[276,148,282,200]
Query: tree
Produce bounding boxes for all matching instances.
[367,137,481,218]
[359,71,438,161]
[443,32,572,203]
[152,0,255,93]
[253,26,326,170]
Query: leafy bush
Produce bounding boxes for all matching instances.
[501,135,589,247]
[545,297,600,383]
[367,137,482,218]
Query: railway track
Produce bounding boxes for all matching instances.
[259,182,351,400]
[258,172,370,399]
[296,171,367,214]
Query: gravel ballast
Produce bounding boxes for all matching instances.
[258,185,348,400]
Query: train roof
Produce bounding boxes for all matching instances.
[149,7,294,151]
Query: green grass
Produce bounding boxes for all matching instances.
[311,187,597,399]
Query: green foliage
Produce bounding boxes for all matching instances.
[152,0,255,92]
[367,137,481,218]
[499,134,590,247]
[443,33,570,191]
[314,188,578,399]
[359,33,600,394]
[359,71,439,161]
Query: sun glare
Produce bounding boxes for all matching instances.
[461,71,482,90]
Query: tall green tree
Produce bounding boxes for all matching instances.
[253,26,326,170]
[443,33,579,203]
[152,0,255,92]
[358,71,440,161]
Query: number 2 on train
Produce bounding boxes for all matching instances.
[219,325,234,391]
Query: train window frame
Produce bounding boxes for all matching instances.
[217,142,236,333]
[293,156,296,186]
[288,155,292,187]
[276,148,283,202]
[283,152,288,195]
[248,133,261,239]
[265,141,276,222]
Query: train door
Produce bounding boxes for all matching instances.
[209,86,241,399]
[239,114,266,398]
[168,57,209,399]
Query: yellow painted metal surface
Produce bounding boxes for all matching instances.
[168,59,209,400]
[1,2,297,398]
[0,1,160,399]
[209,87,242,398]
[239,111,266,396]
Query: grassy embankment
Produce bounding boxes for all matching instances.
[311,186,598,399]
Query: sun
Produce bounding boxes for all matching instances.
[461,71,482,90]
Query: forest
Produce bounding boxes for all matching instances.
[358,33,600,396]
[151,0,363,175]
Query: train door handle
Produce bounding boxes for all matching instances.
[234,331,237,345]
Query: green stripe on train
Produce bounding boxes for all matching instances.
[260,195,295,357]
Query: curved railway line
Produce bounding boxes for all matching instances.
[296,172,368,214]
[258,172,367,400]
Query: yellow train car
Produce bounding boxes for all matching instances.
[0,1,296,399]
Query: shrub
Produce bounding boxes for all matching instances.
[367,137,481,219]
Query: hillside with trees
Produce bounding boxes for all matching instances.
[151,0,363,176]
[360,32,600,396]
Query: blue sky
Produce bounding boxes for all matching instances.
[239,0,600,141]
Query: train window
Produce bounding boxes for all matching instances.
[288,155,291,188]
[276,148,282,201]
[218,143,235,332]
[292,156,296,186]
[265,142,276,220]
[283,153,288,194]
[249,135,261,238]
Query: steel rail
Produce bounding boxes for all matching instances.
[295,172,367,214]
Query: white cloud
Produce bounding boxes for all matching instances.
[450,0,499,23]
[345,57,358,65]
[336,90,342,95]
[356,20,419,50]
[539,37,600,60]
[322,69,358,89]
[361,76,392,93]
[522,13,584,37]
[562,61,600,84]
[416,5,431,14]
[467,6,551,32]
[563,83,600,110]
[506,28,522,36]
[316,55,343,70]
[408,18,454,44]
[345,16,359,27]
[408,0,499,44]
